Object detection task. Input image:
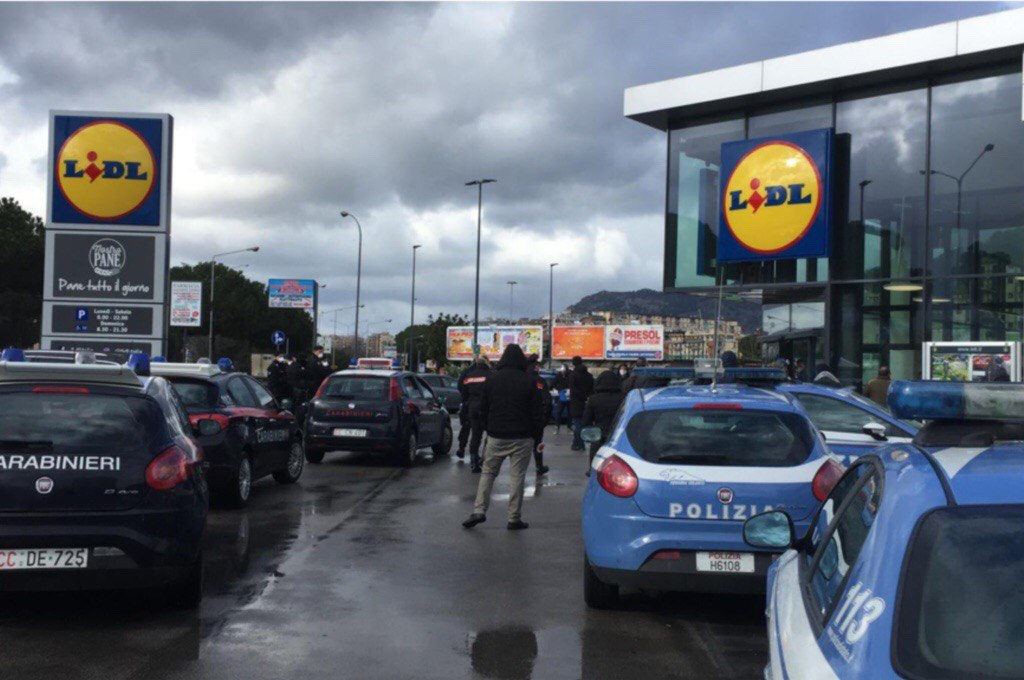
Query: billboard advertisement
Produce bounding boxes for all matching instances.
[924,342,1019,382]
[45,231,165,302]
[268,279,316,308]
[170,281,202,327]
[552,326,605,361]
[447,326,544,362]
[605,325,664,360]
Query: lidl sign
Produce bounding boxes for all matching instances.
[718,128,833,263]
[48,111,172,230]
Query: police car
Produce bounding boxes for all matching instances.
[745,380,1024,679]
[0,350,208,606]
[581,374,844,609]
[151,361,304,508]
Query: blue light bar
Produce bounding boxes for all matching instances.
[152,355,167,363]
[722,367,788,383]
[888,380,1024,421]
[634,367,695,377]
[126,352,151,377]
[217,358,235,373]
[1,349,26,362]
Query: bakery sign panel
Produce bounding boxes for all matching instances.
[44,231,165,302]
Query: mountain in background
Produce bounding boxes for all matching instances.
[567,288,761,333]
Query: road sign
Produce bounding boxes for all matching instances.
[272,330,287,346]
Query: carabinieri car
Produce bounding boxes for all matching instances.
[744,380,1024,679]
[581,377,844,609]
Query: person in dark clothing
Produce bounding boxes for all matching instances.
[621,357,648,394]
[987,356,1011,382]
[456,357,491,471]
[582,370,625,471]
[307,345,330,393]
[552,365,572,432]
[267,353,289,402]
[463,344,545,531]
[569,356,594,451]
[285,355,306,416]
[526,354,551,476]
[720,350,739,369]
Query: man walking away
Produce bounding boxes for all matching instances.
[526,354,551,476]
[267,352,289,402]
[864,366,891,406]
[463,344,545,531]
[621,357,648,394]
[569,356,594,451]
[552,365,571,433]
[583,370,625,473]
[456,357,491,472]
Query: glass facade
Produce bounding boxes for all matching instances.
[664,63,1024,387]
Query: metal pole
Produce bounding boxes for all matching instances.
[548,263,558,368]
[507,281,517,322]
[473,183,482,354]
[410,245,420,369]
[340,212,364,358]
[208,260,215,359]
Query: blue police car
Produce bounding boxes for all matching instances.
[744,380,1024,679]
[581,379,844,609]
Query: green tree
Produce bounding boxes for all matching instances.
[394,312,468,369]
[0,198,45,349]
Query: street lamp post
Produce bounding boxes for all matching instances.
[340,211,364,356]
[548,263,558,367]
[507,280,518,322]
[409,245,421,370]
[208,246,259,359]
[314,282,327,350]
[465,179,496,356]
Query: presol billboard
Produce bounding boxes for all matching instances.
[605,324,664,360]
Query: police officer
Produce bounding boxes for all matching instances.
[267,352,289,402]
[308,345,330,392]
[526,354,551,476]
[285,354,307,416]
[457,356,491,472]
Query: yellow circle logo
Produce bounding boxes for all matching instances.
[722,141,822,254]
[56,121,156,221]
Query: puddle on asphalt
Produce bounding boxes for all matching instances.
[466,625,581,679]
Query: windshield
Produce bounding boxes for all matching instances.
[321,376,390,400]
[846,390,922,429]
[0,392,151,449]
[896,505,1024,679]
[625,408,815,466]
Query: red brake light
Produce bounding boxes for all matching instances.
[146,445,192,491]
[812,458,845,502]
[389,378,403,402]
[651,550,682,561]
[597,455,639,498]
[32,386,89,394]
[693,403,743,410]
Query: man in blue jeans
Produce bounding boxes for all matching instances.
[552,365,571,433]
[568,356,593,451]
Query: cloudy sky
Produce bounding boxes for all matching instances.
[0,1,1013,336]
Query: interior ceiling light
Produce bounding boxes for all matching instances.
[883,282,924,292]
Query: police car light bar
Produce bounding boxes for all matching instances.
[0,360,143,388]
[888,380,1024,421]
[126,352,151,377]
[721,367,788,383]
[149,362,223,378]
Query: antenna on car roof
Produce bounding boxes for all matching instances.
[710,269,724,395]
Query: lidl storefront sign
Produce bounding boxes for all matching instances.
[48,111,172,230]
[718,128,833,263]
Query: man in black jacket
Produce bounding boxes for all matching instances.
[583,370,625,471]
[267,353,289,402]
[569,356,594,451]
[620,357,648,394]
[463,344,544,531]
[526,354,551,476]
[456,357,491,471]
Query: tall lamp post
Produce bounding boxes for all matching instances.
[340,211,364,356]
[507,280,518,322]
[208,246,259,359]
[465,179,496,357]
[548,263,558,367]
[314,282,327,349]
[409,244,422,370]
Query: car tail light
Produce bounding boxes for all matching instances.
[596,455,639,498]
[313,377,330,399]
[692,403,742,410]
[146,445,193,491]
[389,378,403,402]
[812,458,845,501]
[651,550,682,561]
[32,386,89,394]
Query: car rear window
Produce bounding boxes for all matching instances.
[895,505,1024,680]
[321,375,390,400]
[625,408,815,466]
[166,378,219,409]
[0,392,152,449]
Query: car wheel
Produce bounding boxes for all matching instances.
[274,441,305,484]
[584,554,618,609]
[167,551,203,609]
[222,454,253,508]
[432,423,453,457]
[394,432,417,468]
[305,447,325,464]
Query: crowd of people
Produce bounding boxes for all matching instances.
[265,345,333,411]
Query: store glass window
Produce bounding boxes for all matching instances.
[835,86,928,282]
[832,282,923,387]
[929,69,1024,278]
[667,118,745,288]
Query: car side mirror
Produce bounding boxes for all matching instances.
[280,398,293,411]
[195,418,222,437]
[743,510,794,550]
[863,421,887,441]
[580,426,603,444]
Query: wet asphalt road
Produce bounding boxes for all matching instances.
[0,424,767,680]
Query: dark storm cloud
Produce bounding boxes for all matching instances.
[0,2,1013,331]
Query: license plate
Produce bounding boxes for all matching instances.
[0,548,89,570]
[333,428,367,437]
[695,551,754,574]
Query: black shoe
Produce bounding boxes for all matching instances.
[536,465,550,476]
[585,470,591,477]
[507,520,529,531]
[455,449,465,459]
[471,465,482,474]
[462,514,486,528]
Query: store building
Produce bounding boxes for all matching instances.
[625,8,1024,386]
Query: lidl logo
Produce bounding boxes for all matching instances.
[718,129,833,263]
[49,113,170,228]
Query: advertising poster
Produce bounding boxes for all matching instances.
[170,281,202,327]
[926,342,1017,382]
[552,326,605,360]
[268,279,316,308]
[447,326,544,361]
[605,325,664,360]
